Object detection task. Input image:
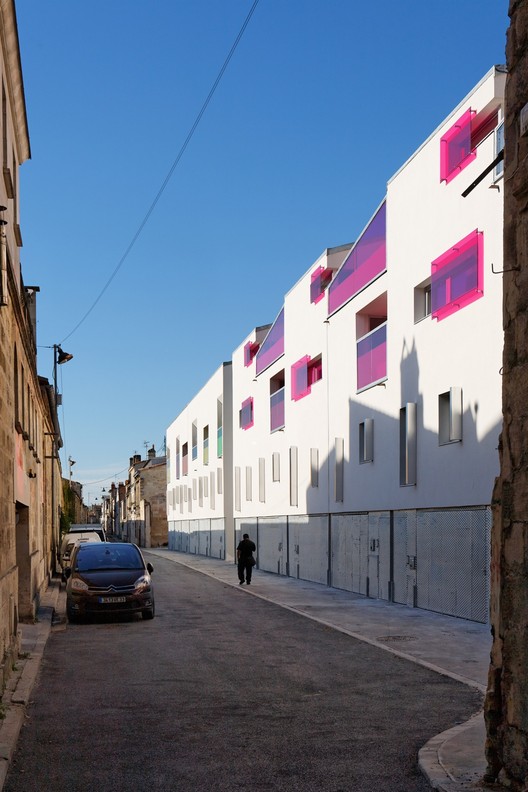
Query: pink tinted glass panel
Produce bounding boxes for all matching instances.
[431,230,483,321]
[255,309,284,375]
[310,267,333,304]
[357,324,387,390]
[270,389,285,431]
[328,203,386,315]
[291,356,310,401]
[440,109,476,183]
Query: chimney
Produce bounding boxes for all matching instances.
[148,446,156,460]
[129,457,134,468]
[134,454,141,465]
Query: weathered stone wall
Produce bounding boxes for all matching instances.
[485,1,528,788]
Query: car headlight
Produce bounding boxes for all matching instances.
[134,575,151,592]
[71,578,89,591]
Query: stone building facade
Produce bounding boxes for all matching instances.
[485,1,528,788]
[0,0,61,690]
[114,448,168,548]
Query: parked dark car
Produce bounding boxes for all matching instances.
[65,542,154,622]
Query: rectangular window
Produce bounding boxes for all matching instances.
[310,266,333,304]
[217,398,223,458]
[210,472,215,510]
[203,425,209,465]
[400,403,417,486]
[357,324,387,391]
[255,308,285,375]
[240,397,254,430]
[192,479,197,500]
[359,419,374,463]
[192,421,198,461]
[289,446,298,507]
[187,488,192,512]
[431,230,483,321]
[495,120,504,180]
[246,466,252,501]
[291,355,322,401]
[182,442,189,476]
[175,437,181,480]
[217,467,223,494]
[203,475,209,498]
[270,370,285,432]
[310,448,319,487]
[198,477,203,507]
[328,202,386,314]
[259,458,266,502]
[414,280,432,323]
[272,452,280,482]
[235,467,241,512]
[439,387,463,445]
[335,438,344,502]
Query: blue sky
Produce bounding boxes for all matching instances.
[15,1,508,502]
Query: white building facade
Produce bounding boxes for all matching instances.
[167,66,505,622]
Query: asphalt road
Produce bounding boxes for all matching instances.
[4,555,481,792]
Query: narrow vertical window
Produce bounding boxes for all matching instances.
[289,447,298,507]
[198,477,203,507]
[400,403,417,486]
[217,398,223,458]
[210,472,215,510]
[272,452,280,482]
[203,425,209,465]
[217,468,223,494]
[192,421,198,461]
[270,370,285,431]
[310,448,319,487]
[259,458,266,502]
[182,442,188,476]
[235,467,241,512]
[246,466,252,501]
[335,438,344,502]
[439,388,463,445]
[359,419,374,463]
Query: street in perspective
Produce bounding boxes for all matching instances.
[3,552,484,792]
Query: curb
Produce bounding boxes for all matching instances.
[0,579,61,791]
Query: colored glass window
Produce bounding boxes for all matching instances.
[431,230,483,321]
[244,340,260,367]
[291,355,322,401]
[357,323,387,391]
[270,388,285,432]
[328,202,386,315]
[440,109,476,183]
[310,266,333,304]
[240,397,254,430]
[255,308,284,375]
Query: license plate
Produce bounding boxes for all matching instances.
[99,596,126,604]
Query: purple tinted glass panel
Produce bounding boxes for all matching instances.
[255,308,285,375]
[270,388,285,431]
[241,397,254,430]
[440,109,476,183]
[328,203,386,315]
[431,231,483,321]
[310,267,332,304]
[357,324,387,390]
[291,356,310,401]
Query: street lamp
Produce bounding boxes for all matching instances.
[50,344,73,574]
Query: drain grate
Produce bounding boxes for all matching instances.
[376,635,417,643]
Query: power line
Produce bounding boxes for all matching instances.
[61,0,261,344]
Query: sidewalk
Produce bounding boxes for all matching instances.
[0,550,500,792]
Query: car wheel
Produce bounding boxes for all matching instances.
[142,604,155,620]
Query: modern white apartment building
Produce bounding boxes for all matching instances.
[167,66,505,622]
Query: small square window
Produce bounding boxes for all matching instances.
[291,355,323,401]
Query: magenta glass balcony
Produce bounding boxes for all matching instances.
[431,230,483,321]
[270,388,285,432]
[440,109,476,184]
[328,202,386,315]
[255,308,284,375]
[357,323,387,391]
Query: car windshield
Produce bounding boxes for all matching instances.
[75,545,144,572]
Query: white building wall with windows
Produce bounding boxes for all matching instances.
[167,66,505,620]
[166,363,234,560]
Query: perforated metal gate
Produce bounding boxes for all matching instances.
[416,507,490,623]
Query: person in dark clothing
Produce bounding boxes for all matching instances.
[237,533,256,585]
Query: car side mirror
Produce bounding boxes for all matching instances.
[147,563,154,574]
[64,568,72,579]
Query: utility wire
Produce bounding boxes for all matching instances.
[61,0,260,344]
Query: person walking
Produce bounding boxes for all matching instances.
[237,533,256,585]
